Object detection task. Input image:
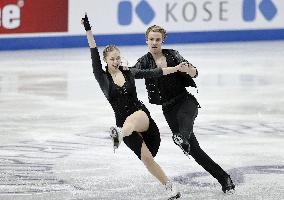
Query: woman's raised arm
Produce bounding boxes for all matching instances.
[81,13,96,48]
[81,13,110,99]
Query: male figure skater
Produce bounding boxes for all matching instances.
[133,25,235,193]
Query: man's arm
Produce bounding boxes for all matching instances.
[174,50,198,78]
[131,56,182,79]
[179,62,198,78]
[130,66,181,79]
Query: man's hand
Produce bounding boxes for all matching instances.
[178,62,197,77]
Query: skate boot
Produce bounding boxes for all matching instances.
[110,126,123,153]
[165,181,181,200]
[221,176,235,194]
[172,134,190,159]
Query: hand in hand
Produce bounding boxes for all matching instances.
[177,62,197,77]
[81,12,92,31]
[177,62,190,73]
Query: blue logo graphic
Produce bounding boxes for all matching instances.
[243,0,277,21]
[118,0,155,25]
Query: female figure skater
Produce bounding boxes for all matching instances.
[81,14,182,199]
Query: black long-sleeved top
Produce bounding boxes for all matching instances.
[157,52,188,104]
[133,49,198,105]
[90,47,163,126]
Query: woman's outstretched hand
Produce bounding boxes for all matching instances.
[81,12,96,48]
[81,12,92,31]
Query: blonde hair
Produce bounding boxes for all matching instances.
[145,25,167,40]
[103,45,120,60]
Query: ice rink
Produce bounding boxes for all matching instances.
[0,41,283,200]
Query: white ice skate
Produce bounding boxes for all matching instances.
[110,126,123,153]
[165,181,181,200]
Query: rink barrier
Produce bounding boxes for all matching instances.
[1,29,284,50]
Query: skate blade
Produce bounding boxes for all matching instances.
[168,192,181,200]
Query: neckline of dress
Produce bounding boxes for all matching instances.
[111,71,126,88]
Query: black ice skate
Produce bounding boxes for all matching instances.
[221,176,235,194]
[110,126,123,153]
[168,193,181,200]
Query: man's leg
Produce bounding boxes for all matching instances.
[164,97,234,192]
[189,133,235,193]
[176,98,230,181]
[189,133,228,181]
[163,99,193,157]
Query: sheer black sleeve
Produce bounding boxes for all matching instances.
[129,67,163,79]
[90,48,110,99]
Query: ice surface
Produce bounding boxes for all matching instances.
[0,41,283,199]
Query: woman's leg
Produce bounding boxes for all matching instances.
[110,110,150,150]
[119,111,181,198]
[122,110,149,137]
[140,142,169,185]
[122,110,168,184]
[140,142,181,199]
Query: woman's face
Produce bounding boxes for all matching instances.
[146,31,163,54]
[105,50,121,71]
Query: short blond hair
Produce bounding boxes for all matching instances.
[145,25,167,40]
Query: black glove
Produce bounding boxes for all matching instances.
[82,13,91,31]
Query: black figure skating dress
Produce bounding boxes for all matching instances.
[90,48,161,159]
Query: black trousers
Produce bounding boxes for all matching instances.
[162,94,228,183]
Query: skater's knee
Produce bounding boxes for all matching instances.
[172,133,191,155]
[124,111,149,133]
[172,133,189,147]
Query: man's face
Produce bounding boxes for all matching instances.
[146,31,163,54]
